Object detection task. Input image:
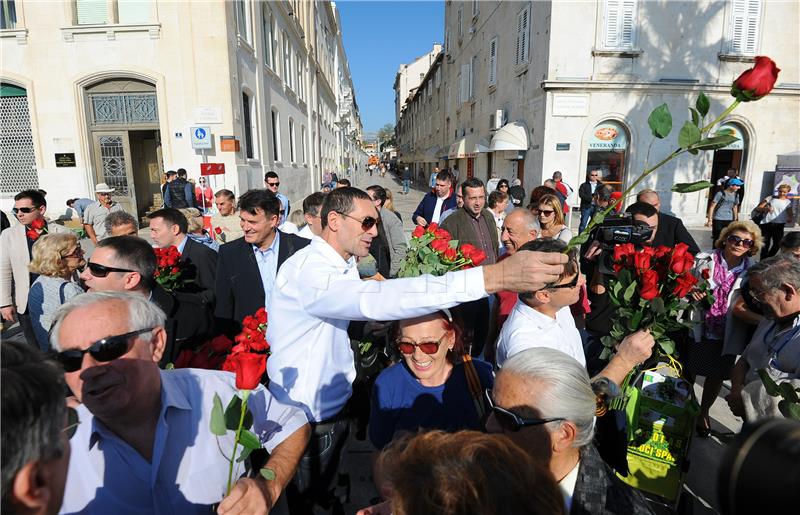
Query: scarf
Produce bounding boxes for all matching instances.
[704,249,747,339]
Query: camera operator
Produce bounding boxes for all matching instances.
[636,189,700,255]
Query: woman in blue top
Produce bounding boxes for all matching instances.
[369,309,493,450]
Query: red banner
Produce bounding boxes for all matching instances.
[200,163,225,176]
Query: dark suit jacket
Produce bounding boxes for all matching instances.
[571,444,654,515]
[412,192,458,225]
[654,212,700,256]
[214,231,310,334]
[180,236,218,305]
[151,284,214,368]
[579,181,604,208]
[440,208,499,263]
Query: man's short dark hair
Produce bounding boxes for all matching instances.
[177,168,187,178]
[66,198,76,207]
[166,170,177,178]
[97,236,158,291]
[461,178,485,197]
[626,202,658,218]
[14,189,47,208]
[1,341,68,512]
[104,210,139,235]
[595,185,613,202]
[553,171,563,180]
[303,191,327,216]
[148,208,188,235]
[238,189,281,218]
[436,169,453,184]
[780,231,800,251]
[337,178,351,187]
[518,238,579,291]
[264,171,279,182]
[215,189,235,201]
[321,187,372,229]
[366,185,387,207]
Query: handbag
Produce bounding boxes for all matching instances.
[751,196,770,224]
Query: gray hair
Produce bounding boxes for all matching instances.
[636,189,660,201]
[502,348,596,448]
[509,208,539,232]
[104,210,139,235]
[1,341,67,511]
[50,291,166,351]
[748,253,800,292]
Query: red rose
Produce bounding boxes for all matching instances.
[633,252,651,273]
[672,272,699,298]
[412,226,425,238]
[215,227,223,234]
[430,239,449,253]
[639,269,660,300]
[426,222,439,233]
[243,316,259,331]
[248,337,270,353]
[460,243,478,259]
[255,307,268,325]
[669,243,693,275]
[30,218,45,230]
[231,341,249,354]
[26,229,40,241]
[469,250,487,266]
[171,266,180,274]
[434,228,451,241]
[228,352,266,390]
[654,246,671,259]
[731,56,780,102]
[701,268,710,280]
[174,349,193,368]
[443,247,458,261]
[222,358,236,373]
[613,243,636,268]
[209,334,234,354]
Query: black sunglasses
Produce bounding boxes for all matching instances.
[267,182,280,187]
[547,272,580,290]
[54,327,155,373]
[87,262,136,278]
[336,212,380,231]
[727,234,755,249]
[484,390,565,432]
[12,206,37,214]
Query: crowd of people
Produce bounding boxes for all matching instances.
[1,164,799,515]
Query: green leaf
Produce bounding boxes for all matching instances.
[238,429,261,450]
[678,121,702,149]
[260,468,277,481]
[650,297,666,315]
[623,280,637,303]
[757,369,781,397]
[658,339,676,355]
[778,382,800,403]
[628,310,644,332]
[210,393,227,436]
[689,135,739,151]
[236,445,254,463]
[567,232,590,249]
[689,107,700,127]
[224,395,254,431]
[612,280,623,299]
[779,400,800,421]
[687,148,699,156]
[647,103,672,139]
[672,180,712,193]
[592,211,606,225]
[696,92,710,117]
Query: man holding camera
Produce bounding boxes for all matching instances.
[636,189,700,255]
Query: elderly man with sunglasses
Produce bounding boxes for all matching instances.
[487,347,654,514]
[52,291,310,515]
[1,189,70,345]
[496,238,654,388]
[267,186,570,512]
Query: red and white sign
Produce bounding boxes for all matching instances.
[200,163,225,176]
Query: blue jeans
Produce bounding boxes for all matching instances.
[402,179,410,194]
[579,206,595,233]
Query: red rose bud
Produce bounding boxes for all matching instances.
[633,252,651,272]
[30,218,45,230]
[443,247,458,261]
[430,239,449,253]
[222,357,236,373]
[412,226,426,238]
[26,229,39,241]
[426,222,439,233]
[215,227,222,234]
[639,269,660,300]
[673,273,699,298]
[731,56,780,102]
[434,228,451,241]
[460,243,477,259]
[255,307,268,324]
[230,352,266,390]
[470,250,487,266]
[701,268,711,280]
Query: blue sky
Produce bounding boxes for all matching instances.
[337,1,443,138]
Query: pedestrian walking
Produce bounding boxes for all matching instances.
[402,165,412,195]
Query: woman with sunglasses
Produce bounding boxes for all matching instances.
[536,194,572,243]
[27,233,86,351]
[687,221,762,436]
[368,309,493,450]
[194,177,214,214]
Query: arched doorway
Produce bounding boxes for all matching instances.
[85,78,163,220]
[586,120,629,193]
[707,123,747,208]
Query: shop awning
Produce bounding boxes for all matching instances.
[489,122,528,151]
[448,138,468,159]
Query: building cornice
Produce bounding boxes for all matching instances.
[541,80,800,96]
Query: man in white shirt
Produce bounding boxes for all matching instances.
[298,191,326,239]
[496,238,655,387]
[267,186,568,511]
[52,292,310,514]
[487,348,654,514]
[412,169,457,226]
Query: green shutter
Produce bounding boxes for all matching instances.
[76,0,108,25]
[118,0,151,24]
[0,83,26,97]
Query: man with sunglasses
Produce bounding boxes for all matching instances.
[82,183,125,244]
[52,292,310,514]
[1,189,70,345]
[2,341,73,515]
[265,171,290,224]
[487,348,654,514]
[267,186,568,512]
[631,193,700,255]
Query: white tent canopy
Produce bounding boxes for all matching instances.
[489,121,529,151]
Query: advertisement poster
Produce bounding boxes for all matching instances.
[774,168,800,199]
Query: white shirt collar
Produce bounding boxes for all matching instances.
[310,235,356,270]
[558,460,581,512]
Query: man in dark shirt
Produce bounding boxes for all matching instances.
[164,168,196,209]
[636,189,700,254]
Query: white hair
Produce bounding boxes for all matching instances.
[502,347,596,448]
[49,291,166,351]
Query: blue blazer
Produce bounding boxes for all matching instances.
[412,191,458,225]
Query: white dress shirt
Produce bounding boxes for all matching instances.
[60,368,307,515]
[558,460,581,512]
[297,224,314,239]
[431,196,445,224]
[267,236,487,422]
[496,301,586,367]
[253,231,280,311]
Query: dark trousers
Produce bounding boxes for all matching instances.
[17,311,38,348]
[760,222,785,258]
[579,206,595,233]
[711,219,732,245]
[285,417,350,515]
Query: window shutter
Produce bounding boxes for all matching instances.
[488,37,498,86]
[604,0,637,49]
[469,57,475,99]
[603,0,620,48]
[619,0,636,48]
[76,0,108,25]
[729,0,760,55]
[460,64,470,103]
[515,6,530,65]
[458,8,463,39]
[118,0,151,24]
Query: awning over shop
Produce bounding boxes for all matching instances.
[448,138,468,159]
[489,122,528,151]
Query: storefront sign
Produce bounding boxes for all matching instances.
[775,168,800,199]
[553,94,589,117]
[193,106,223,124]
[718,124,744,150]
[588,122,628,150]
[55,153,76,167]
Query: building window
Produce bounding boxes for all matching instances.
[472,0,479,17]
[235,0,250,43]
[242,92,254,159]
[288,118,296,163]
[271,108,281,162]
[1,0,17,29]
[118,0,151,24]
[271,16,278,74]
[296,51,303,98]
[587,121,629,193]
[262,5,272,68]
[0,83,38,193]
[602,0,638,50]
[300,125,306,164]
[488,37,498,86]
[469,56,476,99]
[459,63,472,103]
[283,31,291,88]
[727,0,761,55]
[515,4,530,65]
[76,0,108,25]
[457,7,463,40]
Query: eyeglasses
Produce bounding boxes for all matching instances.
[267,182,280,187]
[547,272,580,290]
[484,390,565,432]
[395,333,448,355]
[63,406,80,439]
[538,209,555,216]
[87,262,136,278]
[336,211,380,231]
[61,245,83,259]
[54,327,155,373]
[12,206,37,214]
[726,234,755,249]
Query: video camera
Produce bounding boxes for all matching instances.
[592,213,653,249]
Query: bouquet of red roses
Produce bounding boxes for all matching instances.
[154,246,187,291]
[26,218,47,241]
[602,242,711,358]
[397,223,487,278]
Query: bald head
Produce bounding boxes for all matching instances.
[636,189,660,211]
[501,208,539,254]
